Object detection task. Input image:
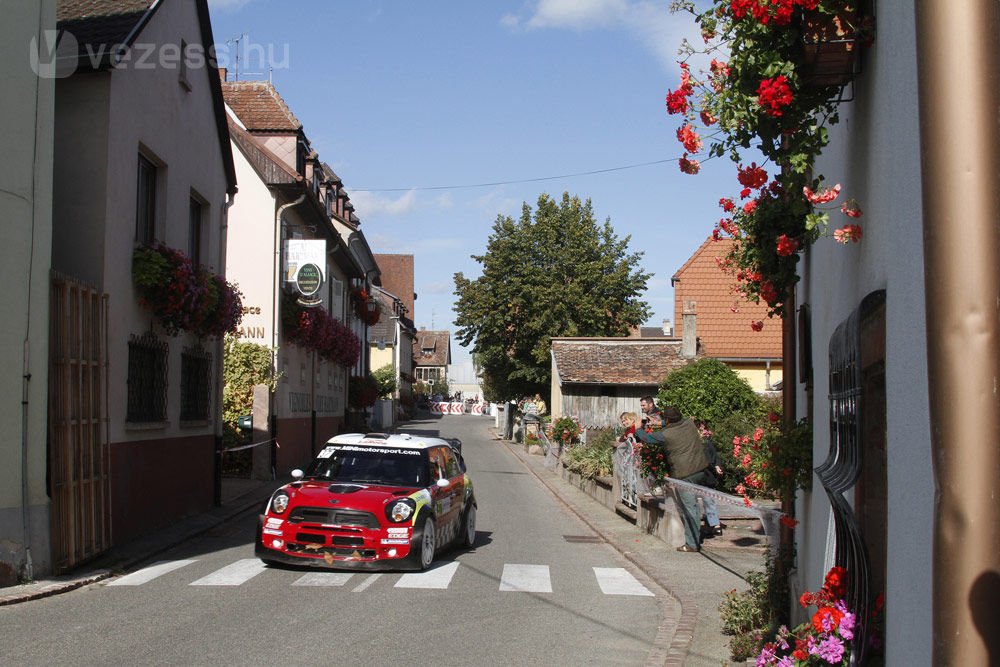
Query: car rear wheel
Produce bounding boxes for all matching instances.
[460,502,477,548]
[413,515,436,570]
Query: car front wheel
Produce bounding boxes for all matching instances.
[413,515,436,570]
[460,502,477,548]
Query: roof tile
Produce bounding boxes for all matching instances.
[552,338,694,385]
[673,238,782,359]
[222,80,302,132]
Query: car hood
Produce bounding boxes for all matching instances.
[285,481,415,507]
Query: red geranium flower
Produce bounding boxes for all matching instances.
[776,234,799,256]
[737,162,768,189]
[757,75,794,117]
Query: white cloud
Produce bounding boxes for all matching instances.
[504,0,698,72]
[527,0,632,30]
[349,189,418,218]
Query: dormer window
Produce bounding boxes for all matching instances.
[296,138,308,175]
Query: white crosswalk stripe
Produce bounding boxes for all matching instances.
[107,559,198,586]
[499,564,552,593]
[105,558,655,597]
[189,558,268,586]
[292,572,354,587]
[395,561,460,589]
[593,567,654,596]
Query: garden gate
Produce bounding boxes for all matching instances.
[48,273,110,570]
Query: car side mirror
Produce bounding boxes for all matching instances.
[291,469,304,480]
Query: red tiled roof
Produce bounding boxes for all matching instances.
[551,338,694,385]
[227,116,300,184]
[57,0,157,58]
[672,238,782,359]
[413,330,451,368]
[374,254,415,319]
[221,80,302,132]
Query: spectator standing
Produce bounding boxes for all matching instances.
[635,405,711,552]
[700,437,725,537]
[639,395,664,430]
[533,393,547,418]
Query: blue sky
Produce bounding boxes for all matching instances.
[207,0,732,365]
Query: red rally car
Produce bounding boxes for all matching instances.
[255,432,476,571]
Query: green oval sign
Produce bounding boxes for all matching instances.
[296,263,322,297]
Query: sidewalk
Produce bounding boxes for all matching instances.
[0,477,277,607]
[502,437,767,667]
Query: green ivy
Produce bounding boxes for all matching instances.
[222,335,278,448]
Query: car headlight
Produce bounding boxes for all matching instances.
[385,498,416,523]
[271,491,290,515]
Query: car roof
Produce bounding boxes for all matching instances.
[324,432,450,450]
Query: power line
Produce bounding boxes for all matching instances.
[350,157,679,193]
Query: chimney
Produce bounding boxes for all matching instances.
[218,67,228,82]
[681,301,697,358]
[662,318,673,337]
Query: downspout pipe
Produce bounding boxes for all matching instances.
[271,193,306,471]
[915,2,1000,663]
[215,189,237,507]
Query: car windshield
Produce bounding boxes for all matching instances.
[304,446,426,487]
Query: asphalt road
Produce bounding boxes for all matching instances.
[0,415,667,666]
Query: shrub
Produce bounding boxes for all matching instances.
[719,560,784,661]
[562,429,615,479]
[373,364,397,399]
[348,373,379,410]
[658,358,765,426]
[550,415,583,446]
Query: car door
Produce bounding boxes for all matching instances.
[429,446,463,543]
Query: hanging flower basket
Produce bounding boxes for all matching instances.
[799,7,866,88]
[350,285,381,326]
[132,243,243,337]
[281,293,360,366]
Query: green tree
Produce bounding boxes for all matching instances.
[372,364,397,399]
[454,192,651,402]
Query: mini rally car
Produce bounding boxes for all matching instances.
[255,432,476,571]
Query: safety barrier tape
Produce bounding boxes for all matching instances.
[220,438,278,453]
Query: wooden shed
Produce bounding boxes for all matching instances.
[549,336,698,429]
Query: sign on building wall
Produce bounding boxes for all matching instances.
[285,239,326,307]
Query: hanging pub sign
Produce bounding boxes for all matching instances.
[285,239,326,307]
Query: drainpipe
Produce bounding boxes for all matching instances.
[915,2,1000,663]
[214,190,237,507]
[20,339,33,581]
[271,193,306,470]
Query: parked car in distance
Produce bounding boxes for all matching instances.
[256,432,476,571]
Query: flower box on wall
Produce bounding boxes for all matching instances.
[798,7,865,89]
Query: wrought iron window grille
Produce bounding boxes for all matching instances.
[127,332,168,422]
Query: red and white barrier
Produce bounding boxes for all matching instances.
[429,402,488,415]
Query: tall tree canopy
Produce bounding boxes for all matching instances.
[454,192,651,402]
